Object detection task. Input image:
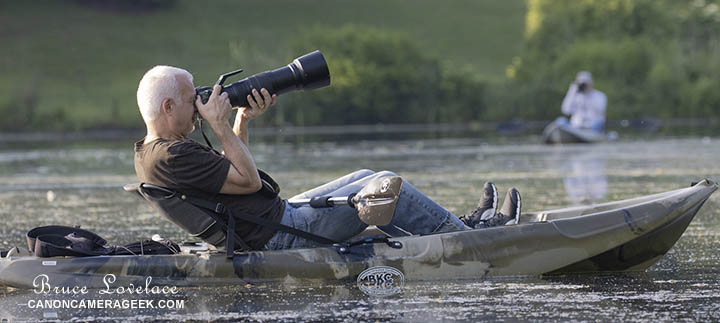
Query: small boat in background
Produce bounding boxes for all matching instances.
[543,118,618,144]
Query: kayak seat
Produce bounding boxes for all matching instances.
[124,183,243,255]
[124,183,341,255]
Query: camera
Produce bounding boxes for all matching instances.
[577,82,588,92]
[196,50,330,108]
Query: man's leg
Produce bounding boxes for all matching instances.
[288,169,375,200]
[556,116,570,125]
[379,179,468,236]
[267,170,467,250]
[267,169,376,250]
[588,120,605,132]
[318,171,468,237]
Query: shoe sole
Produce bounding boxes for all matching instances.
[505,189,521,226]
[479,183,498,221]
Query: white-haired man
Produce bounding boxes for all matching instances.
[560,71,607,132]
[134,66,522,251]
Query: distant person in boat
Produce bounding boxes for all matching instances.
[560,71,607,132]
[133,66,522,250]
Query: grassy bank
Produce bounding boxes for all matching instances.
[0,0,525,131]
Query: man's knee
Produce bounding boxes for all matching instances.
[375,170,398,178]
[351,169,375,177]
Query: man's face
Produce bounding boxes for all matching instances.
[172,75,197,137]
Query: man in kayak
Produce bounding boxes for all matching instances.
[133,66,521,250]
[560,71,607,132]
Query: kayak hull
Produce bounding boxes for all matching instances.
[0,180,716,289]
[549,194,704,274]
[543,119,611,144]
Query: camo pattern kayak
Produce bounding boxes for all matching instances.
[0,180,716,289]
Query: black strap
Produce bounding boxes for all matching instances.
[182,197,252,255]
[199,119,215,150]
[225,212,237,257]
[111,239,180,256]
[180,194,338,246]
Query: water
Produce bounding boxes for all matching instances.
[1,134,719,321]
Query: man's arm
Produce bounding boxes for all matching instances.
[233,88,277,147]
[561,83,578,116]
[196,85,261,194]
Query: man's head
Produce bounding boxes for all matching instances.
[137,66,197,138]
[575,71,594,92]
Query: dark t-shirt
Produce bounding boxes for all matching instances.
[134,137,284,250]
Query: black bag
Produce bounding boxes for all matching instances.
[26,225,180,258]
[27,225,109,257]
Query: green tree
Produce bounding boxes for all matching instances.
[505,0,720,121]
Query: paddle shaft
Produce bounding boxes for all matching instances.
[288,194,356,208]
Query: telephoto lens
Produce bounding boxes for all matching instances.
[196,50,331,107]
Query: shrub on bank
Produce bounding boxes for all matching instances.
[260,25,488,127]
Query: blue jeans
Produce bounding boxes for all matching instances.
[264,169,468,250]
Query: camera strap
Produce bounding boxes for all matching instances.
[198,119,215,150]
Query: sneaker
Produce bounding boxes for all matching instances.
[474,213,511,229]
[498,187,521,225]
[460,182,498,228]
[475,188,521,228]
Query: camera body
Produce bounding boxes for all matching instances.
[196,50,330,108]
[577,82,588,92]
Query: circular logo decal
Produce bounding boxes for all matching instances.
[356,266,404,297]
[380,179,391,193]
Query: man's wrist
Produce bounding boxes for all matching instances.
[234,115,250,127]
[233,116,249,132]
[208,119,232,135]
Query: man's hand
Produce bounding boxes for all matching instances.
[569,82,579,92]
[238,88,277,121]
[195,85,232,127]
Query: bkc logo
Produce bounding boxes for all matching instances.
[357,266,404,297]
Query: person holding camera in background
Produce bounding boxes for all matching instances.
[560,71,607,132]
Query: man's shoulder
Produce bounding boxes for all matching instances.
[165,138,204,152]
[143,138,206,154]
[136,138,213,161]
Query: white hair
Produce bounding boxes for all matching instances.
[136,65,193,122]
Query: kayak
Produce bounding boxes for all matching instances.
[0,179,716,289]
[543,119,617,144]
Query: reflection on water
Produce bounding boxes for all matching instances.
[1,136,720,321]
[561,150,607,205]
[2,274,719,321]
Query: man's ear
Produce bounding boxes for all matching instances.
[161,98,174,115]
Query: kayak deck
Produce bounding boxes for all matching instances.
[0,180,716,289]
